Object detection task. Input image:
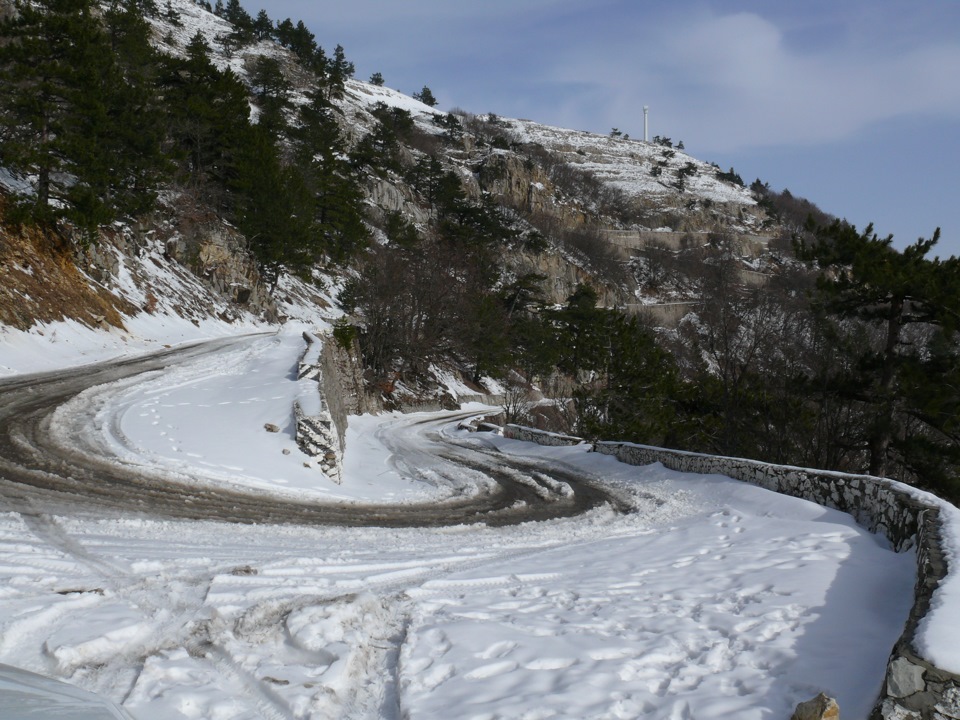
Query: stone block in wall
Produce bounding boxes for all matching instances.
[887,658,926,698]
[293,401,341,484]
[878,699,922,719]
[936,684,960,718]
[791,693,839,720]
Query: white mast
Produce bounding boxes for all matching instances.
[643,106,649,142]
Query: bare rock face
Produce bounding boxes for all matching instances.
[791,693,840,720]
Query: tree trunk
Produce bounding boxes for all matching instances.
[868,295,904,476]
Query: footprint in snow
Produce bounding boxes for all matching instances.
[420,663,455,690]
[524,657,577,671]
[477,640,517,659]
[588,647,635,661]
[464,661,518,680]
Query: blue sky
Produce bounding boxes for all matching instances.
[267,1,960,257]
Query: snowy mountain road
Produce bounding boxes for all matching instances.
[0,337,622,528]
[0,331,918,719]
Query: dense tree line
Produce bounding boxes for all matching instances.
[0,0,366,281]
[603,226,960,501]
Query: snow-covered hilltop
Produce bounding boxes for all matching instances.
[510,118,757,208]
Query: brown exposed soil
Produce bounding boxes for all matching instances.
[0,202,132,331]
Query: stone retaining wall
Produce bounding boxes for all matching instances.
[504,424,587,448]
[318,331,381,450]
[501,425,958,719]
[294,332,342,483]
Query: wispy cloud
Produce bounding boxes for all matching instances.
[546,8,960,152]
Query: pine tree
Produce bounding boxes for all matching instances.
[797,221,960,493]
[222,0,253,47]
[274,17,293,46]
[100,1,169,214]
[164,0,181,26]
[252,9,272,40]
[326,44,353,99]
[0,0,90,221]
[249,56,291,133]
[0,0,165,230]
[413,85,438,107]
[283,20,316,63]
[160,31,252,202]
[232,126,315,291]
[293,88,368,263]
[574,312,693,447]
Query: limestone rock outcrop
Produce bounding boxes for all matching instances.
[791,693,840,720]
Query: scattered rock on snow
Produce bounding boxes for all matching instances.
[791,693,839,720]
[264,423,280,433]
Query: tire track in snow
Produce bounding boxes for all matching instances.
[0,337,643,717]
[0,337,629,528]
[0,491,130,579]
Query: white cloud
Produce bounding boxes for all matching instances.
[545,9,960,153]
[267,1,960,155]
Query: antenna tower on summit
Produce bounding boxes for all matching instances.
[643,106,649,142]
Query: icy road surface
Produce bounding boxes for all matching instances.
[0,331,915,719]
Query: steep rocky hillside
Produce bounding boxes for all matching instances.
[0,0,789,337]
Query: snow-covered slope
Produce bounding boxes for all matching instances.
[510,118,757,208]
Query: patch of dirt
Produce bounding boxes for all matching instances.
[0,206,132,331]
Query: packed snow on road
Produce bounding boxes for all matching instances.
[0,325,922,719]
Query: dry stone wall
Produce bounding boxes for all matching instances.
[501,425,958,719]
[293,332,342,483]
[592,442,926,550]
[504,424,588,448]
[318,332,381,451]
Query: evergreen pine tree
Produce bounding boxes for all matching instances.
[164,0,181,26]
[252,9,272,40]
[0,0,165,230]
[100,1,169,214]
[274,17,293,46]
[249,56,291,133]
[326,44,353,99]
[797,221,960,493]
[160,31,252,204]
[232,126,315,291]
[286,20,316,62]
[293,88,368,263]
[412,85,438,107]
